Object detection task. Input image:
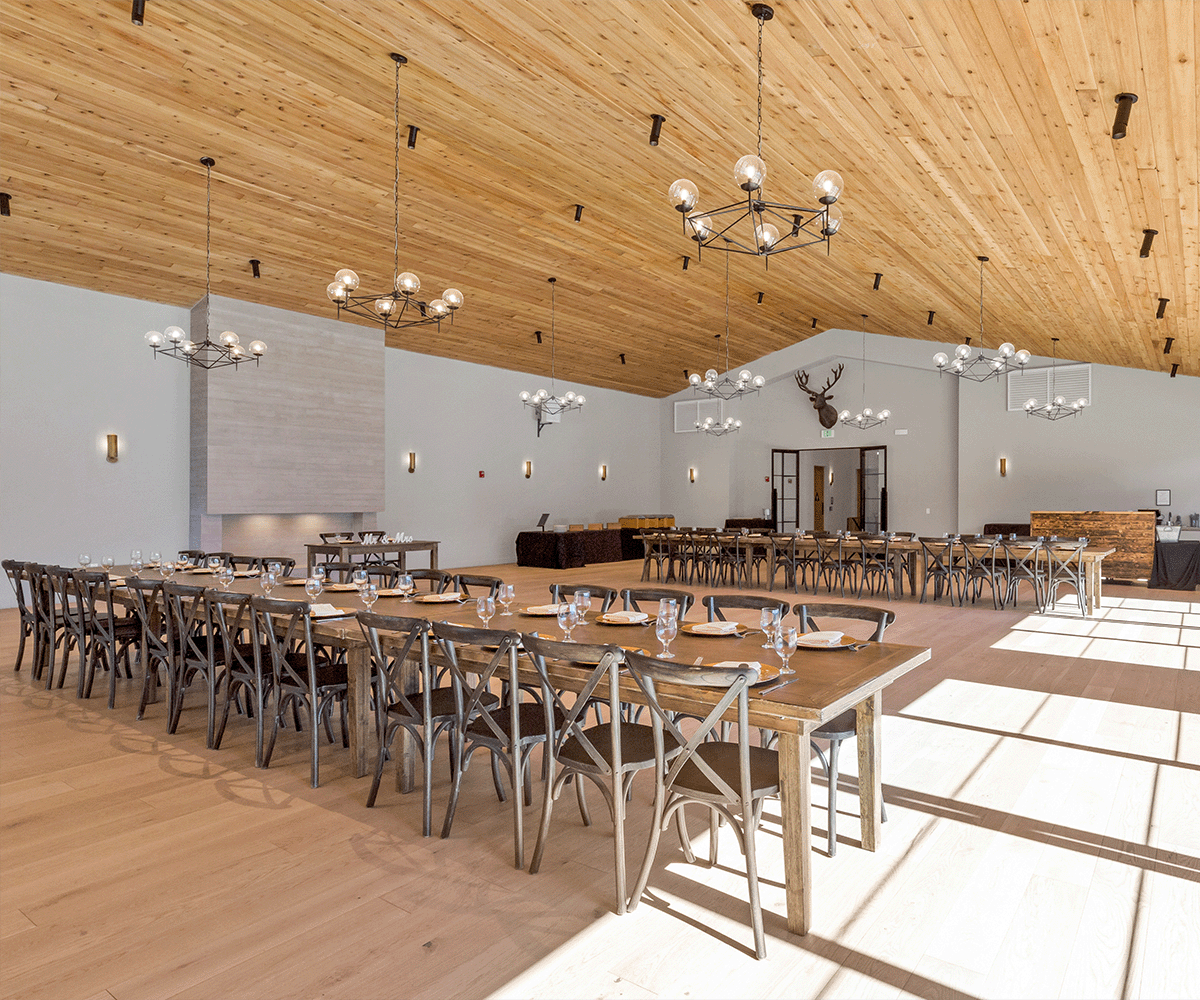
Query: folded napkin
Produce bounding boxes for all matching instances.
[281,578,308,586]
[525,603,571,614]
[710,660,763,673]
[691,621,740,635]
[233,570,260,577]
[375,588,403,597]
[415,591,462,603]
[601,610,648,624]
[309,603,353,618]
[324,582,358,591]
[797,630,844,646]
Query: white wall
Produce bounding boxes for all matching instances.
[1,274,192,605]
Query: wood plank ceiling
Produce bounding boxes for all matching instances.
[1,0,1194,395]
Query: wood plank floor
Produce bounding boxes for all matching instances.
[1,560,1197,999]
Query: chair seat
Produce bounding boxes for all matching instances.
[559,722,678,769]
[386,686,497,720]
[675,742,779,799]
[812,708,857,741]
[113,618,141,639]
[466,701,565,742]
[282,652,346,689]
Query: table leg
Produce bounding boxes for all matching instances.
[429,544,439,571]
[346,643,371,778]
[394,655,417,794]
[778,728,813,936]
[856,691,883,852]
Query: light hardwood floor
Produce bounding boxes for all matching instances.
[1,561,1197,1000]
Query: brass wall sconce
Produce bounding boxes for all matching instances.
[689,467,696,484]
[524,461,532,479]
[1000,457,1007,477]
[407,451,416,473]
[600,464,607,481]
[106,434,119,463]
[828,468,834,485]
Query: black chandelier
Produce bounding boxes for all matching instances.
[1023,338,1088,421]
[144,157,267,370]
[933,256,1030,382]
[326,53,463,330]
[666,4,844,266]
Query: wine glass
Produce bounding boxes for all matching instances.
[260,571,277,596]
[655,612,677,659]
[129,552,144,578]
[100,556,115,574]
[774,626,798,675]
[476,595,495,627]
[352,568,369,592]
[207,555,222,573]
[161,558,176,580]
[397,573,415,601]
[304,576,323,601]
[266,561,283,577]
[149,551,161,569]
[216,564,235,590]
[573,590,592,626]
[313,564,326,583]
[361,583,379,612]
[557,603,578,642]
[78,553,91,569]
[759,607,776,648]
[498,583,515,616]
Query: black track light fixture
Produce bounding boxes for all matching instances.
[1140,229,1157,258]
[811,317,818,329]
[927,310,935,325]
[249,258,261,278]
[681,256,689,270]
[534,330,542,345]
[574,204,584,222]
[1170,363,1179,378]
[619,353,626,365]
[1163,337,1174,355]
[131,0,145,25]
[757,291,764,304]
[649,113,666,146]
[1112,93,1138,140]
[406,125,419,149]
[872,272,882,290]
[0,192,10,216]
[1157,297,1170,319]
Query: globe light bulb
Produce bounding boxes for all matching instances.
[1076,398,1088,408]
[181,340,197,354]
[752,375,766,388]
[334,268,359,291]
[428,298,449,318]
[249,340,267,356]
[1015,349,1031,365]
[519,390,531,402]
[690,215,713,242]
[822,205,843,236]
[327,281,348,303]
[733,154,766,192]
[705,369,718,382]
[733,419,741,428]
[668,178,699,212]
[1024,398,1038,411]
[442,288,464,310]
[1053,395,1066,407]
[863,407,874,418]
[997,342,1015,358]
[228,344,244,358]
[145,331,164,347]
[689,373,702,386]
[755,223,780,250]
[164,326,186,343]
[954,344,972,360]
[375,298,395,316]
[576,395,586,405]
[219,331,239,347]
[396,272,420,295]
[813,169,844,204]
[839,409,851,421]
[878,409,891,420]
[739,370,752,382]
[933,352,949,369]
[564,391,576,402]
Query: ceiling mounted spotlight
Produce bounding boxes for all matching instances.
[249,258,261,278]
[0,192,10,216]
[1157,297,1170,319]
[1170,363,1179,378]
[1112,93,1138,139]
[406,124,419,149]
[756,291,764,304]
[927,310,935,325]
[574,204,584,222]
[811,318,818,329]
[534,330,542,344]
[1140,229,1157,258]
[682,256,690,270]
[619,353,626,365]
[131,0,145,25]
[649,113,666,146]
[872,272,882,290]
[1163,337,1174,355]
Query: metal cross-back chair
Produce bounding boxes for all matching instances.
[47,566,87,692]
[917,537,963,605]
[125,577,175,723]
[250,596,348,787]
[208,590,271,761]
[855,533,897,600]
[960,537,1004,608]
[2,560,37,674]
[813,534,852,596]
[358,612,470,837]
[639,531,671,582]
[405,568,450,593]
[450,574,504,599]
[432,621,562,869]
[1043,539,1089,614]
[77,569,141,707]
[999,538,1043,610]
[548,583,619,614]
[522,634,679,914]
[794,602,896,857]
[623,650,777,959]
[162,581,222,744]
[25,563,57,684]
[619,587,694,619]
[701,593,789,624]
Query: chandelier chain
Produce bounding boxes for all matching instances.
[204,158,211,338]
[978,257,985,348]
[724,254,730,371]
[393,57,400,282]
[756,14,764,161]
[550,278,557,386]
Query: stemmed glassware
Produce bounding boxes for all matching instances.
[477,596,495,627]
[207,555,222,573]
[361,583,379,612]
[260,571,278,596]
[304,576,323,602]
[100,556,115,574]
[216,564,235,590]
[313,564,326,585]
[78,553,91,569]
[149,551,161,570]
[557,603,579,642]
[266,561,283,578]
[572,590,592,626]
[760,606,781,648]
[129,549,144,578]
[774,626,798,675]
[397,573,415,601]
[498,583,516,616]
[655,610,678,659]
[351,568,369,592]
[161,558,176,580]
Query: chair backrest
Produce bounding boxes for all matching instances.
[25,563,56,632]
[793,602,895,641]
[178,549,205,565]
[208,589,255,679]
[814,534,843,563]
[126,578,170,659]
[406,568,450,593]
[620,587,694,618]
[48,566,84,633]
[319,532,353,543]
[1046,539,1087,575]
[201,551,233,567]
[228,555,260,571]
[259,556,296,577]
[522,633,624,776]
[319,561,357,583]
[858,533,891,567]
[623,649,759,804]
[249,595,317,692]
[431,621,525,748]
[548,583,618,613]
[3,559,33,619]
[918,537,954,576]
[999,538,1041,578]
[701,593,788,622]
[451,574,503,598]
[77,570,124,644]
[163,581,212,666]
[960,538,998,574]
[357,611,431,725]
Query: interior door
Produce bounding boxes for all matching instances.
[860,446,887,532]
[772,449,800,532]
[813,466,825,533]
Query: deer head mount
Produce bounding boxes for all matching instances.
[795,365,844,428]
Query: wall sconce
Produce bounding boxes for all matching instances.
[688,467,696,484]
[407,451,416,474]
[600,464,607,481]
[106,434,119,463]
[828,468,834,486]
[999,457,1007,478]
[524,461,532,479]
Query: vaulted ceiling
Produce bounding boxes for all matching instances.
[1,0,1194,394]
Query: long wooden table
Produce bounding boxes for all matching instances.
[304,539,439,575]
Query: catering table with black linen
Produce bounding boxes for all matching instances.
[1149,540,1200,590]
[515,528,624,569]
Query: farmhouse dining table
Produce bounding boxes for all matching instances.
[107,568,930,936]
[304,538,439,576]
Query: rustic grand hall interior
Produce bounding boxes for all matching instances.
[1,1,1197,998]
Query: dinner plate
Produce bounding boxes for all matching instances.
[796,634,861,650]
[281,578,308,586]
[680,622,749,637]
[596,612,649,626]
[692,661,781,686]
[323,582,358,591]
[310,606,355,619]
[414,592,463,604]
[521,604,570,616]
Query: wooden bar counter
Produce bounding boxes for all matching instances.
[1029,510,1154,580]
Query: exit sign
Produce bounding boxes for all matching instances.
[821,428,835,438]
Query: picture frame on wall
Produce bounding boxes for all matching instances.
[1156,489,1171,506]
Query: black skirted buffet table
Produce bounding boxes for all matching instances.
[1149,540,1200,590]
[516,528,625,569]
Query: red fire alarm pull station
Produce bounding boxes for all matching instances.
[479,471,485,478]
